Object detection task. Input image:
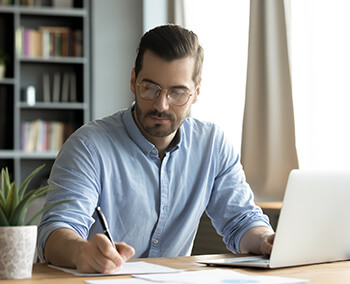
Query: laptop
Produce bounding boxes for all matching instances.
[198,169,350,268]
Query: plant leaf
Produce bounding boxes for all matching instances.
[25,199,72,226]
[0,168,5,200]
[0,169,8,216]
[18,164,45,200]
[0,190,5,211]
[1,168,11,200]
[9,185,55,226]
[5,181,16,217]
[0,205,9,226]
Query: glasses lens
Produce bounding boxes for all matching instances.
[168,88,190,106]
[138,82,159,100]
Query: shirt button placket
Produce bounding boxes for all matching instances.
[149,155,169,257]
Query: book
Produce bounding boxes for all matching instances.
[69,72,77,102]
[15,27,24,57]
[21,120,72,152]
[72,30,82,57]
[38,26,70,57]
[52,72,61,102]
[52,0,73,8]
[29,29,42,57]
[23,29,30,57]
[41,30,50,57]
[24,119,40,152]
[61,72,70,102]
[42,73,51,102]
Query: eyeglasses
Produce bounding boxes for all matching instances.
[136,80,195,107]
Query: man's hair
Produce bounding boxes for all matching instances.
[135,24,204,85]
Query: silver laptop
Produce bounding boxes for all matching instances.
[199,170,350,268]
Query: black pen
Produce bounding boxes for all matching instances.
[95,206,117,249]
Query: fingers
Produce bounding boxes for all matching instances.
[76,234,134,273]
[116,242,136,261]
[260,233,275,256]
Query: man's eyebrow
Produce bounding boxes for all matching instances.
[142,78,159,85]
[141,78,190,90]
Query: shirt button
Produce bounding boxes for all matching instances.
[153,239,159,245]
[152,149,157,154]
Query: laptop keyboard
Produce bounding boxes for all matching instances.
[224,256,270,264]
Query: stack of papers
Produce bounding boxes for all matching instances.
[49,261,180,277]
[132,269,309,284]
[50,262,308,284]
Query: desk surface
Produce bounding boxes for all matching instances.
[2,254,350,283]
[256,201,283,210]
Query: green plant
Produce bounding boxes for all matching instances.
[0,50,10,65]
[0,164,69,226]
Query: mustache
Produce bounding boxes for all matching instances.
[146,110,174,120]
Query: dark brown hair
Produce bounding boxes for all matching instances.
[135,24,204,85]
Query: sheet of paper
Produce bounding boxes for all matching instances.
[134,269,309,284]
[49,261,180,277]
[86,279,164,284]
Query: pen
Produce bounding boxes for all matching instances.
[95,206,117,249]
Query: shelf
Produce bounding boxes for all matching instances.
[18,102,87,109]
[19,56,87,64]
[0,150,58,159]
[0,6,86,17]
[0,5,15,13]
[0,78,15,85]
[0,0,90,183]
[18,6,87,17]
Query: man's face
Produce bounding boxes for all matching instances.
[130,50,200,140]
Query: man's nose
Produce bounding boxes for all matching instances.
[153,90,170,112]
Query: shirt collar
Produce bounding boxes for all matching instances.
[122,103,182,157]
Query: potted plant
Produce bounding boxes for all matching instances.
[0,50,10,79]
[0,164,69,279]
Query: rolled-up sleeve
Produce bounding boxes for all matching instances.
[37,133,100,262]
[206,131,271,254]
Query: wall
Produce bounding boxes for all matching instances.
[91,0,143,119]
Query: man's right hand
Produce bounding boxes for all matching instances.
[76,234,135,273]
[44,228,135,273]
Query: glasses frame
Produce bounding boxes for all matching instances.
[136,80,196,107]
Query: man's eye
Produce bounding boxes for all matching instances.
[171,88,187,97]
[143,83,158,91]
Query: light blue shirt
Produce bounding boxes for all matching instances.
[37,104,271,261]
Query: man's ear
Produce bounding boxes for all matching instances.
[130,68,136,95]
[192,80,201,104]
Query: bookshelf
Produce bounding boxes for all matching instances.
[0,0,90,187]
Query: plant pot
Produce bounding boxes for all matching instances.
[0,64,5,79]
[0,225,37,279]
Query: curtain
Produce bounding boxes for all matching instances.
[168,0,186,26]
[241,0,298,202]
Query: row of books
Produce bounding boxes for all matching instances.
[21,119,74,152]
[0,0,73,7]
[20,0,73,7]
[43,72,77,103]
[16,26,83,58]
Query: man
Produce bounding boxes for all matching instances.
[38,24,274,274]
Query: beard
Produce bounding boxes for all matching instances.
[134,103,187,138]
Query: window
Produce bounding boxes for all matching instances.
[291,0,350,169]
[184,0,250,150]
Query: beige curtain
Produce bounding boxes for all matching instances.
[168,0,186,26]
[241,0,298,202]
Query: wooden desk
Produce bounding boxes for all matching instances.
[256,201,283,210]
[2,254,350,283]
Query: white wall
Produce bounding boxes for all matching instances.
[91,0,143,119]
[142,0,168,33]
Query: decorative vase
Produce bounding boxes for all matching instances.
[0,64,5,79]
[0,225,37,279]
